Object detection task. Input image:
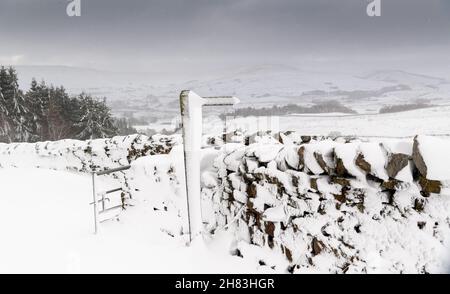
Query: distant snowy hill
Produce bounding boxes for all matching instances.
[360,70,449,87]
[16,65,131,90]
[171,64,394,104]
[12,64,450,118]
[14,65,179,101]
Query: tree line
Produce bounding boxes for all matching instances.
[219,100,356,119]
[378,103,434,114]
[0,66,135,143]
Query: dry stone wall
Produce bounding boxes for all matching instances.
[202,133,450,273]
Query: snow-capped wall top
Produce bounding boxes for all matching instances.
[0,134,179,172]
[413,135,450,181]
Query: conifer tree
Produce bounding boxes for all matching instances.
[0,82,11,142]
[0,66,121,143]
[26,79,46,141]
[7,67,31,141]
[0,66,32,142]
[76,94,118,140]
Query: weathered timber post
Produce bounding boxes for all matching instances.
[179,90,239,245]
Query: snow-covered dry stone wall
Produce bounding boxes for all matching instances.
[0,134,179,207]
[202,133,450,273]
[0,134,178,172]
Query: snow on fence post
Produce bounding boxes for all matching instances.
[91,172,99,234]
[180,90,239,245]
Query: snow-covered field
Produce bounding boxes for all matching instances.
[204,105,450,138]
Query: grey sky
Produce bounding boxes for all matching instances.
[1,0,450,72]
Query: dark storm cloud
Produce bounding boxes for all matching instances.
[0,0,449,70]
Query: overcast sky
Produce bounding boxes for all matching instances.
[1,0,450,73]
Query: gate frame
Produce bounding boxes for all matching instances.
[91,165,131,234]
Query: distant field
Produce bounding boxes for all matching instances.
[202,105,450,138]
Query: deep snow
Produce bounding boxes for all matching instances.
[0,167,264,273]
